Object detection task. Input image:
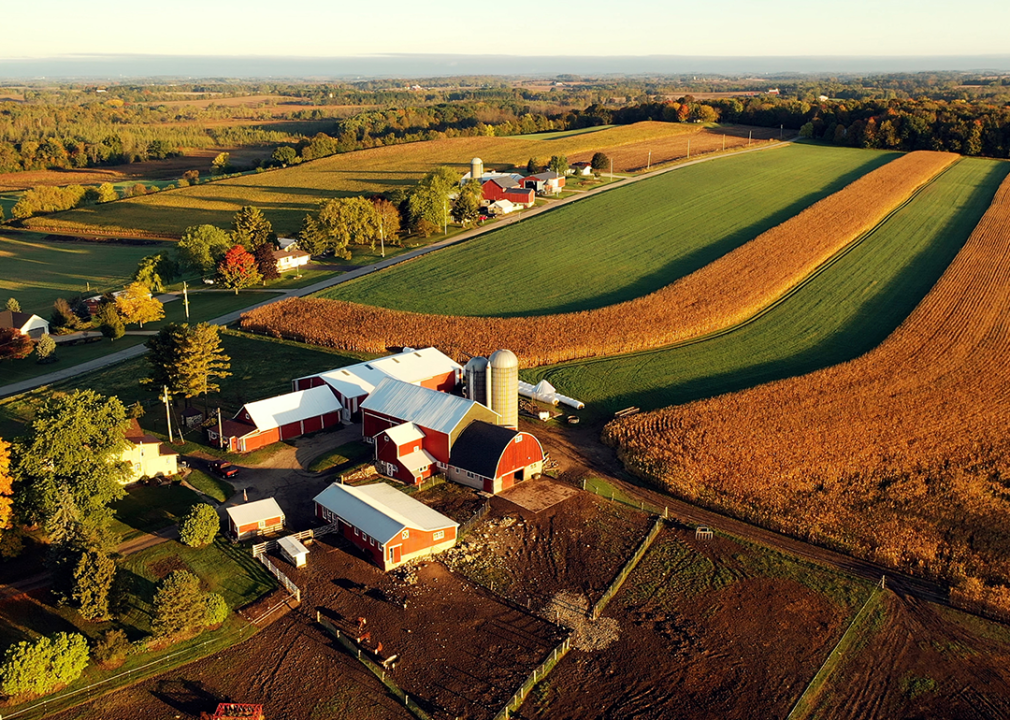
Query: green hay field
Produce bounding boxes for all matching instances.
[524,157,1008,416]
[28,122,733,238]
[322,144,899,316]
[0,233,169,315]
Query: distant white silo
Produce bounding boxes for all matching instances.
[471,157,484,180]
[464,356,489,407]
[488,349,519,429]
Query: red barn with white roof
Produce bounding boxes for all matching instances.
[209,385,343,452]
[313,482,458,570]
[291,347,462,421]
[374,422,439,485]
[360,377,499,468]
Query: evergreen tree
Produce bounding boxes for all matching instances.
[4,297,19,313]
[152,570,207,638]
[176,323,232,402]
[71,548,116,620]
[231,206,275,250]
[296,214,328,257]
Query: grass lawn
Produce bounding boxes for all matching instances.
[185,469,235,503]
[110,483,204,542]
[0,330,361,438]
[320,144,899,317]
[28,122,731,238]
[307,440,372,473]
[525,157,1009,419]
[0,232,170,315]
[0,335,146,387]
[152,290,282,327]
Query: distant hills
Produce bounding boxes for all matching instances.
[2,54,1010,80]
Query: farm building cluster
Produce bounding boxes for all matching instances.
[461,158,565,215]
[212,345,584,571]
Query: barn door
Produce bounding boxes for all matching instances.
[389,545,402,564]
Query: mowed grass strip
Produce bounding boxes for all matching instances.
[0,233,168,314]
[246,150,953,367]
[32,122,764,238]
[322,144,896,316]
[526,157,1008,416]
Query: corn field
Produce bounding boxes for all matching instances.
[241,151,956,368]
[603,171,1010,619]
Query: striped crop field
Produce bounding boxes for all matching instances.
[602,161,1010,613]
[324,143,898,316]
[243,150,953,366]
[27,122,778,238]
[527,156,1006,411]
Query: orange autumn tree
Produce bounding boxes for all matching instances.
[0,438,12,541]
[216,245,262,294]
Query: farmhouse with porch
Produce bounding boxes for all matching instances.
[119,419,179,483]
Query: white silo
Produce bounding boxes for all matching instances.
[488,349,519,429]
[464,356,489,407]
[471,157,484,180]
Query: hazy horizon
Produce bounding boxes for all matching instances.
[3,53,1010,81]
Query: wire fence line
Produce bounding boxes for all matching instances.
[492,634,573,720]
[316,612,432,720]
[0,626,254,720]
[590,515,665,621]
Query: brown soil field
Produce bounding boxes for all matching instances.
[605,171,1010,615]
[50,536,565,720]
[0,147,272,192]
[444,481,654,606]
[241,151,955,367]
[520,526,864,719]
[802,593,1010,719]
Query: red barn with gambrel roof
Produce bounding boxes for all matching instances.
[447,421,545,494]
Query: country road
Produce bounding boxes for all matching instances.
[0,136,794,400]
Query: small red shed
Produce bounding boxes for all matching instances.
[225,498,285,541]
[213,385,343,452]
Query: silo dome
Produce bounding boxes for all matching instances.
[470,157,484,179]
[488,349,519,429]
[489,348,518,368]
[464,356,490,406]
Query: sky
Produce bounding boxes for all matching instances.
[3,0,1010,60]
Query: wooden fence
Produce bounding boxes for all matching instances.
[250,521,340,557]
[317,612,432,720]
[458,499,491,537]
[255,554,301,603]
[590,516,665,620]
[492,634,573,720]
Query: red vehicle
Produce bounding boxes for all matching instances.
[209,459,240,478]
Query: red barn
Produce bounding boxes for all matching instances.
[360,378,500,467]
[209,385,343,452]
[481,178,535,207]
[313,482,458,570]
[447,421,545,494]
[292,347,462,421]
[374,423,438,485]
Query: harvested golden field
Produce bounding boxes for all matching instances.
[240,151,956,366]
[33,122,757,237]
[604,171,1010,617]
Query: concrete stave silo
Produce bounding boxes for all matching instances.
[464,356,489,407]
[488,349,519,429]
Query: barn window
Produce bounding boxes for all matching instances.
[354,527,359,536]
[402,529,409,539]
[514,435,523,444]
[433,530,444,541]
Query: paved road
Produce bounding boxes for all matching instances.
[0,138,794,400]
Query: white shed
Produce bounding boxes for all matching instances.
[278,535,309,568]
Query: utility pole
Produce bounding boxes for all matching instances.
[723,134,726,151]
[163,385,174,443]
[748,130,753,146]
[610,157,613,180]
[780,124,784,139]
[443,197,448,235]
[183,281,190,319]
[647,150,651,171]
[217,407,224,450]
[379,216,385,258]
[687,139,691,159]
